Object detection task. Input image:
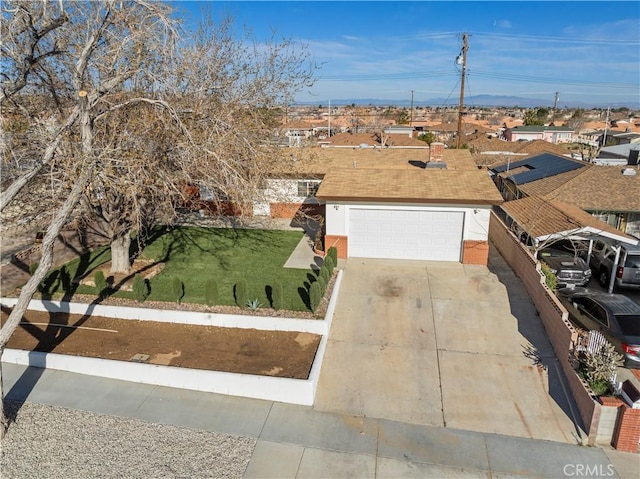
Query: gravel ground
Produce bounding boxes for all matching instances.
[0,401,256,479]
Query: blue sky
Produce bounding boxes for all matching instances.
[175,1,640,107]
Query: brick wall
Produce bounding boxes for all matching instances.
[324,235,348,259]
[489,211,601,444]
[270,203,302,219]
[462,240,489,265]
[612,406,640,453]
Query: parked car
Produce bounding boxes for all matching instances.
[589,241,640,290]
[539,247,591,287]
[556,288,640,368]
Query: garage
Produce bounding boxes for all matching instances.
[348,208,464,261]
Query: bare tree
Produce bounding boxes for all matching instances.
[0,0,178,439]
[0,0,68,104]
[0,2,315,437]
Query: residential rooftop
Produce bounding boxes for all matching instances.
[316,168,503,205]
[501,196,634,240]
[271,146,480,177]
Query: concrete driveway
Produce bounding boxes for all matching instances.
[314,247,584,444]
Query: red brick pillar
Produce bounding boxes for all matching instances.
[612,405,640,453]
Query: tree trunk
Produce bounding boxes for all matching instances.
[110,234,131,274]
[0,162,95,440]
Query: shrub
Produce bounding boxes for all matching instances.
[316,276,327,295]
[578,341,623,396]
[323,255,335,273]
[29,262,39,276]
[540,262,558,291]
[327,246,338,265]
[272,280,283,311]
[172,277,184,304]
[205,279,218,306]
[235,278,248,308]
[94,270,108,297]
[246,299,262,311]
[319,265,331,285]
[309,281,322,312]
[132,274,149,303]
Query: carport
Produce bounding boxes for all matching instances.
[501,196,639,292]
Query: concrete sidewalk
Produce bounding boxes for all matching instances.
[3,363,631,478]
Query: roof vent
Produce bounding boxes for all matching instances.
[622,168,637,176]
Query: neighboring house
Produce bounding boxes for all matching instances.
[499,196,636,251]
[610,131,640,145]
[595,143,640,166]
[281,120,331,146]
[490,153,588,201]
[490,152,640,239]
[321,131,427,149]
[315,143,504,265]
[426,122,491,142]
[383,125,415,137]
[503,125,574,144]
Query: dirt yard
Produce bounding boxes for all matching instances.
[1,309,321,379]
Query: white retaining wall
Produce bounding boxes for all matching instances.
[1,271,343,406]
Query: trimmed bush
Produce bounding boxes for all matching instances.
[327,246,338,265]
[235,278,248,308]
[133,274,149,303]
[316,276,327,295]
[205,278,218,306]
[172,277,184,304]
[319,265,331,285]
[94,270,108,297]
[323,255,335,273]
[272,280,283,311]
[309,281,322,312]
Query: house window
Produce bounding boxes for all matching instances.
[297,181,319,197]
[200,186,229,201]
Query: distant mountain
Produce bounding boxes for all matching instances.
[297,95,639,109]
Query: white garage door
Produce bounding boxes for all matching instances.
[349,209,464,261]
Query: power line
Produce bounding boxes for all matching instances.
[467,31,638,46]
[470,70,638,89]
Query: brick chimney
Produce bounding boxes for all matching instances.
[429,142,445,162]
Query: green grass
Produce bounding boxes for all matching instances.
[40,227,319,312]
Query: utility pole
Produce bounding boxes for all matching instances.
[456,33,468,149]
[410,90,414,128]
[552,92,559,123]
[602,107,610,147]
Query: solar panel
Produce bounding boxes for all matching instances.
[491,153,585,185]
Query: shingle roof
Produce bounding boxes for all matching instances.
[517,165,594,197]
[324,132,427,148]
[316,168,503,205]
[542,165,640,212]
[270,146,479,177]
[501,196,629,239]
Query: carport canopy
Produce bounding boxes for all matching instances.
[501,196,639,292]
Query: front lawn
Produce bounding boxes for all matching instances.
[39,227,319,312]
